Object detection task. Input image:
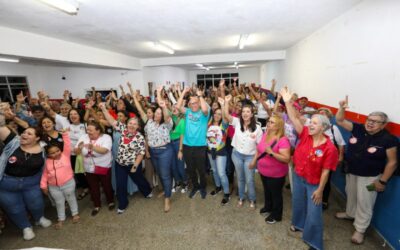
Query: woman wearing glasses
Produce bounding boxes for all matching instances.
[335,97,397,245]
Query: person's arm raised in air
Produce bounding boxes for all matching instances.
[279,87,304,135]
[221,95,233,124]
[99,103,117,128]
[335,95,353,132]
[156,86,172,124]
[176,87,190,114]
[196,89,209,116]
[270,79,277,96]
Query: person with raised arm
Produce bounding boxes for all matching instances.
[144,86,174,212]
[248,83,273,127]
[221,94,262,209]
[99,103,152,214]
[334,96,397,245]
[280,87,338,250]
[176,86,210,199]
[0,106,51,240]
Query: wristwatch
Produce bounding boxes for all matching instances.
[378,179,387,185]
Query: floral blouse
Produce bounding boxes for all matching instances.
[144,119,173,148]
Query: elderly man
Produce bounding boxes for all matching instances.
[335,96,397,245]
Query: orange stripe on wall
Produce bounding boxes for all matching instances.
[308,101,400,137]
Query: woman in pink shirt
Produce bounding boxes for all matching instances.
[256,115,291,224]
[41,131,80,229]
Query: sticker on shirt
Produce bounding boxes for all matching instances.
[8,156,17,164]
[367,147,377,154]
[249,133,256,139]
[349,137,357,144]
[315,149,324,157]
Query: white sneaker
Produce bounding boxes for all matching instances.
[171,188,176,193]
[117,209,125,214]
[35,217,52,228]
[23,227,35,240]
[181,186,188,194]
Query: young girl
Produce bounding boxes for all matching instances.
[40,130,80,229]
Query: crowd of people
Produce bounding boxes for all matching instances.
[0,79,397,250]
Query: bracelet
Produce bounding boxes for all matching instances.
[378,179,387,185]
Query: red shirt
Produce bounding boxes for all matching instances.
[108,109,136,119]
[293,127,338,185]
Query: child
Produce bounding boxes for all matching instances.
[41,130,80,229]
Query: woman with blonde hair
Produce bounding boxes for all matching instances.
[256,115,291,224]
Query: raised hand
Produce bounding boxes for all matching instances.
[158,100,166,108]
[126,82,132,88]
[86,100,95,109]
[271,79,277,86]
[156,85,163,93]
[339,95,349,109]
[196,89,203,97]
[224,95,232,102]
[219,79,225,88]
[16,91,26,103]
[217,97,225,106]
[98,102,106,110]
[183,86,190,93]
[279,87,293,103]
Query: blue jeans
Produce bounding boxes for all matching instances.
[208,153,229,194]
[231,149,256,202]
[292,171,324,250]
[0,172,44,229]
[150,144,173,198]
[170,140,187,184]
[115,161,152,210]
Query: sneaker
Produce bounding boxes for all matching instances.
[210,187,222,196]
[265,215,277,224]
[23,227,35,240]
[189,188,199,198]
[117,209,125,214]
[91,207,100,216]
[335,212,354,220]
[35,217,52,228]
[200,189,207,199]
[171,187,176,193]
[108,203,115,211]
[221,194,230,205]
[181,184,188,194]
[146,191,153,198]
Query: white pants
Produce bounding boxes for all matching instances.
[49,179,78,221]
[345,174,380,233]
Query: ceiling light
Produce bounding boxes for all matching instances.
[153,42,175,54]
[205,67,210,71]
[38,0,79,15]
[235,65,239,69]
[0,57,19,63]
[195,64,203,67]
[234,62,238,65]
[238,34,249,50]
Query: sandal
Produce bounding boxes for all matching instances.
[288,225,302,239]
[72,215,80,224]
[237,199,244,208]
[77,190,89,200]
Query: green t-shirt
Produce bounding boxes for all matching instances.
[170,116,186,141]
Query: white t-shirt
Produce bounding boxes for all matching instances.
[230,117,263,155]
[324,125,346,146]
[55,114,70,131]
[68,123,87,155]
[76,134,113,173]
[257,99,274,119]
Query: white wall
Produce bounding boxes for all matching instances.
[281,0,400,123]
[188,67,260,85]
[142,66,189,88]
[259,61,284,88]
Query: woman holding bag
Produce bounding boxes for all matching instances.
[75,121,114,216]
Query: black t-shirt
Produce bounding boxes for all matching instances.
[346,123,398,177]
[4,133,45,177]
[43,132,64,151]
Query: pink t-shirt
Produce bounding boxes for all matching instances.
[256,133,290,178]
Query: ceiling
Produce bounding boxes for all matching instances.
[0,0,361,59]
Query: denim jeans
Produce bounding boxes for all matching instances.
[208,153,229,194]
[170,140,187,185]
[115,161,152,210]
[150,144,173,198]
[231,149,256,202]
[48,178,78,221]
[0,172,44,229]
[292,171,324,250]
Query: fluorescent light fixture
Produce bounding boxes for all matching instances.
[234,62,238,65]
[195,64,203,67]
[238,34,249,50]
[205,67,210,71]
[0,57,19,63]
[153,42,175,54]
[38,0,79,15]
[235,65,239,69]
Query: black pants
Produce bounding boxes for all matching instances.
[260,174,285,221]
[225,137,235,185]
[322,171,333,204]
[183,145,207,190]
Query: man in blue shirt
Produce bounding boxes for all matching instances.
[176,87,210,198]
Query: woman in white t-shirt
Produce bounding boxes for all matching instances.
[222,95,263,209]
[75,122,114,216]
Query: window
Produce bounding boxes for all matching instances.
[196,73,239,89]
[0,76,30,103]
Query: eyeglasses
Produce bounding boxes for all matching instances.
[366,118,384,125]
